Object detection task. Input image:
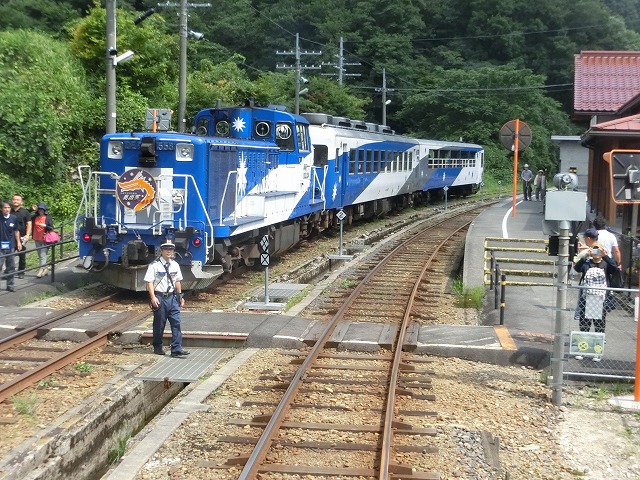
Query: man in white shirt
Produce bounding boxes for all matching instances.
[144,241,190,357]
[592,216,621,267]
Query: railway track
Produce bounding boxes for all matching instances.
[207,209,482,479]
[0,294,149,403]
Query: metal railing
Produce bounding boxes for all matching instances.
[0,220,79,283]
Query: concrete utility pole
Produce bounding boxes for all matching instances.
[106,0,117,134]
[276,33,321,115]
[321,37,360,85]
[158,0,210,132]
[375,68,395,126]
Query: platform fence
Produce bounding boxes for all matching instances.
[563,284,638,381]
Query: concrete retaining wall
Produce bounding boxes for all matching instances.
[0,365,184,480]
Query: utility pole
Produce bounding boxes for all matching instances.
[375,68,395,126]
[106,0,117,134]
[158,0,210,132]
[321,37,360,85]
[276,33,321,115]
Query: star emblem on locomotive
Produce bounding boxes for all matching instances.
[232,116,246,132]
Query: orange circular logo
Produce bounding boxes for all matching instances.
[116,168,157,211]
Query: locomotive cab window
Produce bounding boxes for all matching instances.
[296,123,310,152]
[275,122,294,151]
[313,144,328,168]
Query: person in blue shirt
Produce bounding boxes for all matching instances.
[0,201,22,292]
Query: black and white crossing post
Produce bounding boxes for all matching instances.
[259,234,270,303]
[443,186,448,211]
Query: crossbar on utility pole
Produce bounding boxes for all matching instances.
[157,0,210,132]
[276,33,321,115]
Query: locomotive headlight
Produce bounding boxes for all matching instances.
[108,141,124,159]
[176,143,194,162]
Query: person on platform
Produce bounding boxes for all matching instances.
[572,242,617,361]
[533,170,547,202]
[592,215,621,267]
[31,202,54,278]
[0,201,22,292]
[11,194,32,278]
[145,241,190,358]
[521,164,533,201]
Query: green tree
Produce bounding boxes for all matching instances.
[0,29,94,184]
[0,0,81,35]
[397,65,577,179]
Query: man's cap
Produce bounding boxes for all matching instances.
[538,169,544,173]
[524,164,529,168]
[160,241,175,249]
[583,228,598,239]
[591,241,605,251]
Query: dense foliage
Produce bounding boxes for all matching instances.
[2,0,640,218]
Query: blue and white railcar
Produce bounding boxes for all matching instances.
[303,113,484,214]
[76,103,483,291]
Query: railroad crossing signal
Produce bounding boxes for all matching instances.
[603,149,640,204]
[260,253,270,266]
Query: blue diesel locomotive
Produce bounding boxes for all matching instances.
[76,102,484,290]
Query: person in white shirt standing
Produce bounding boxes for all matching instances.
[592,215,621,267]
[144,241,190,357]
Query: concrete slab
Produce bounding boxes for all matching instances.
[609,395,640,411]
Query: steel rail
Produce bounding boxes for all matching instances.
[0,309,147,403]
[378,217,474,479]
[238,209,479,479]
[0,292,120,353]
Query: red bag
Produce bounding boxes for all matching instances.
[44,231,60,244]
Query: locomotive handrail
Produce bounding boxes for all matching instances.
[171,173,215,252]
[219,170,238,226]
[310,165,327,209]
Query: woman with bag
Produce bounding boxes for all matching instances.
[31,202,54,278]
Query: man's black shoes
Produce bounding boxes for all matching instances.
[153,349,166,355]
[6,287,15,292]
[170,350,190,358]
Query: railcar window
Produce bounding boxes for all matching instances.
[364,150,370,174]
[313,144,328,168]
[349,149,356,174]
[409,151,413,169]
[403,151,408,171]
[275,122,295,151]
[357,149,364,173]
[373,150,380,173]
[335,148,340,172]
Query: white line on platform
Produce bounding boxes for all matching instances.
[502,200,523,238]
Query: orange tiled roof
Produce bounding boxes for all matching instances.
[574,51,640,114]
